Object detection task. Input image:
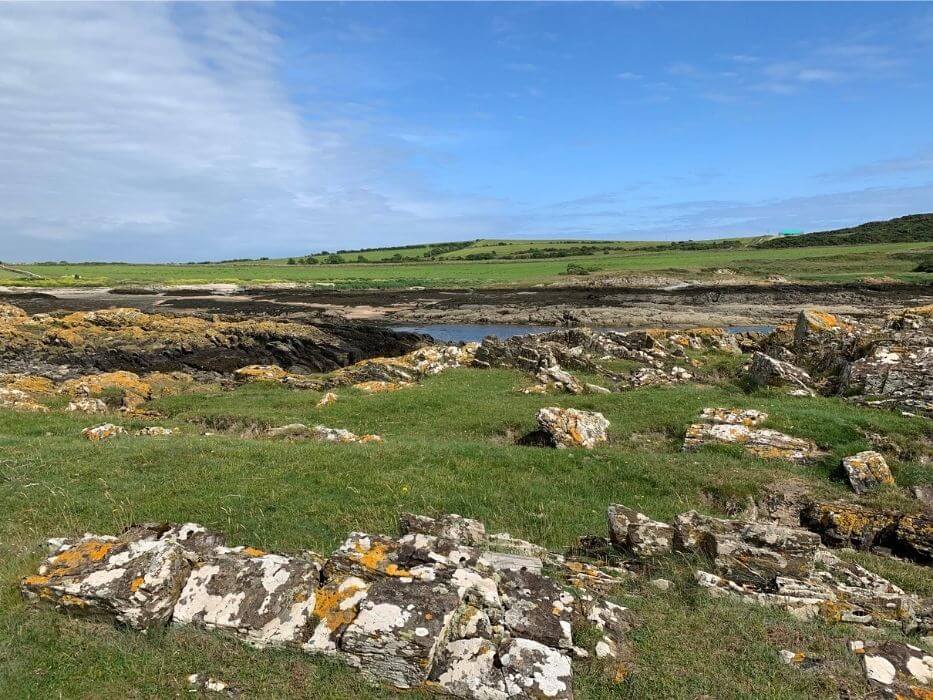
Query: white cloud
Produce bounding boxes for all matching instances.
[0,2,506,261]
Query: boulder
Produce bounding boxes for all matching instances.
[66,397,108,413]
[536,407,610,449]
[21,524,212,629]
[311,425,382,444]
[340,578,465,689]
[317,392,337,407]
[233,365,290,382]
[747,352,813,392]
[136,426,176,437]
[607,504,674,558]
[842,451,895,494]
[172,547,322,648]
[683,422,819,462]
[700,521,820,588]
[794,309,849,346]
[801,501,899,551]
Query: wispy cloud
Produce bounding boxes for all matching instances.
[616,71,642,81]
[818,147,933,181]
[0,3,511,261]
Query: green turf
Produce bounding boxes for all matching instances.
[1,366,930,698]
[9,240,932,289]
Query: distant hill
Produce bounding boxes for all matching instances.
[758,213,933,248]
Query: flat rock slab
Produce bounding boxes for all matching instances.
[499,568,574,650]
[683,422,820,462]
[700,407,768,426]
[500,638,574,700]
[172,547,321,648]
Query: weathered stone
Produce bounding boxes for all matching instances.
[896,514,933,565]
[82,423,125,441]
[794,309,851,346]
[535,364,586,394]
[500,638,574,700]
[186,673,240,697]
[172,547,321,648]
[430,637,507,699]
[683,422,819,462]
[842,451,895,494]
[317,391,337,407]
[262,423,313,440]
[747,352,814,392]
[353,380,413,393]
[311,425,382,444]
[801,501,899,551]
[340,578,464,689]
[607,504,673,558]
[840,345,933,417]
[499,568,574,649]
[699,407,768,426]
[233,365,290,382]
[851,640,933,696]
[398,513,487,546]
[0,386,49,412]
[21,527,197,629]
[701,521,820,588]
[66,397,108,413]
[326,531,480,583]
[536,407,610,449]
[477,550,543,574]
[301,575,370,657]
[135,426,176,436]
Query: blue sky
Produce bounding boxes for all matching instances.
[2,2,932,262]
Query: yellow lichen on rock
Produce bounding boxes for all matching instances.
[234,365,290,382]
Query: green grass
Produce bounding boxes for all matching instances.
[1,367,930,698]
[10,240,933,289]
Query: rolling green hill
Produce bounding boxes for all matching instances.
[759,213,933,248]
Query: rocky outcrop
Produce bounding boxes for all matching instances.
[23,515,636,699]
[801,501,932,566]
[0,305,427,376]
[757,306,933,416]
[261,424,382,444]
[534,407,610,449]
[842,451,895,494]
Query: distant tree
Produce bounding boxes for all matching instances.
[357,255,367,263]
[324,254,345,264]
[287,257,296,265]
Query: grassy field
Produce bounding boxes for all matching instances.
[1,365,931,698]
[7,240,932,289]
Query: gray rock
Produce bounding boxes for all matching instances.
[607,504,674,558]
[499,568,574,649]
[842,451,895,494]
[341,578,464,689]
[398,513,487,546]
[500,638,574,700]
[172,546,321,648]
[747,352,813,392]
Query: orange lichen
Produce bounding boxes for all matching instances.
[241,547,266,558]
[22,575,50,586]
[312,580,367,631]
[352,541,410,577]
[130,577,145,592]
[48,540,113,575]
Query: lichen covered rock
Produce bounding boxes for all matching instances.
[746,352,814,392]
[21,525,204,629]
[842,451,895,494]
[607,504,673,558]
[851,640,933,696]
[172,547,321,648]
[536,407,610,449]
[699,407,769,426]
[82,423,126,441]
[683,422,819,462]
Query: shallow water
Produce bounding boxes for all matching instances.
[390,323,775,343]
